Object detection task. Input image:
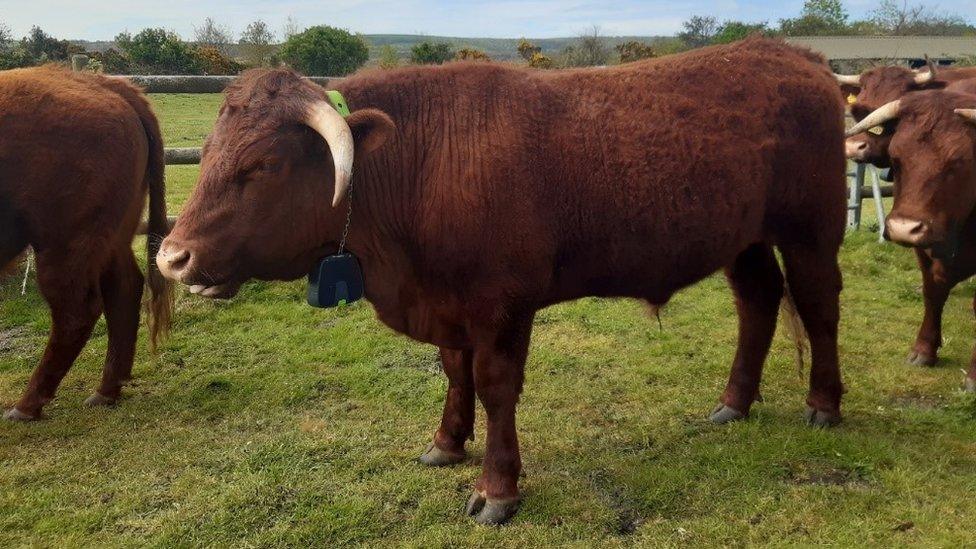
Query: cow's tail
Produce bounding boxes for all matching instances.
[780,280,808,377]
[106,76,173,352]
[143,112,173,352]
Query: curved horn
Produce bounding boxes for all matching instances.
[306,101,354,207]
[834,73,861,86]
[846,100,902,137]
[914,69,935,85]
[955,108,976,123]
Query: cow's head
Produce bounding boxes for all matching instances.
[157,69,395,298]
[837,63,946,167]
[846,90,976,255]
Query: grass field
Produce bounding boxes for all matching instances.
[2,94,976,547]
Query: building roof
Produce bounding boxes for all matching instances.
[785,36,976,61]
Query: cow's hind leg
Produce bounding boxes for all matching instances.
[87,247,144,407]
[463,315,532,525]
[710,243,784,423]
[4,250,102,420]
[779,243,844,427]
[420,347,475,466]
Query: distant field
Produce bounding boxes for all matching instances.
[1,94,976,546]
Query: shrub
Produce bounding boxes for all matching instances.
[410,41,454,65]
[22,26,74,63]
[281,25,368,76]
[377,45,399,69]
[91,48,131,74]
[517,39,541,61]
[117,28,202,74]
[194,45,244,75]
[615,41,657,63]
[528,52,554,69]
[455,47,490,61]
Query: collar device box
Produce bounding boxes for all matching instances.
[307,253,364,308]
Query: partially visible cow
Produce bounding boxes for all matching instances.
[835,63,976,164]
[157,38,847,524]
[847,89,976,386]
[0,66,172,419]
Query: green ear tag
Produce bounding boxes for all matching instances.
[326,90,351,117]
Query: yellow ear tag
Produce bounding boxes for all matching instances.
[868,126,884,136]
[847,94,857,105]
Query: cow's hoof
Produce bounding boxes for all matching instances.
[805,406,841,428]
[418,441,465,467]
[906,350,937,367]
[964,378,976,393]
[464,491,519,525]
[84,392,116,407]
[3,407,38,421]
[708,403,746,424]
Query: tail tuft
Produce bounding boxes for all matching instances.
[780,280,809,378]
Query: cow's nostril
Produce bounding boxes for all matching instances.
[169,249,190,270]
[856,141,867,151]
[908,222,925,235]
[157,247,191,281]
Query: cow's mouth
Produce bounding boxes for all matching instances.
[187,280,242,300]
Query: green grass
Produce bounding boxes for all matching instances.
[2,95,976,547]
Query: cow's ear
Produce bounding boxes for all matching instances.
[346,109,396,155]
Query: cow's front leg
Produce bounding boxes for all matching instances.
[420,348,474,466]
[909,251,951,366]
[463,316,532,525]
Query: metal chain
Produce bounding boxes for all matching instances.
[337,180,354,255]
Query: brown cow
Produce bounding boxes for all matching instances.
[845,78,976,369]
[848,89,976,385]
[835,63,976,164]
[0,66,172,419]
[157,38,847,524]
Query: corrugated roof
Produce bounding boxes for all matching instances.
[785,36,976,60]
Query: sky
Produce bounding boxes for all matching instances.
[0,0,973,40]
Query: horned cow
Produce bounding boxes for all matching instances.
[157,38,848,524]
[848,86,976,383]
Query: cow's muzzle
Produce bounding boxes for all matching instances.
[884,216,932,247]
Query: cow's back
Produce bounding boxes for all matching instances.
[339,39,845,310]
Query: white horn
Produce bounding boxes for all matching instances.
[306,101,355,207]
[834,73,861,86]
[954,108,976,123]
[914,70,934,85]
[846,100,902,137]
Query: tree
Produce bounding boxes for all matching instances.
[0,22,12,47]
[562,26,610,67]
[517,38,541,61]
[679,16,718,48]
[116,28,202,75]
[378,45,399,69]
[22,26,72,62]
[410,41,454,65]
[455,47,490,61]
[282,16,301,40]
[193,17,233,53]
[615,40,657,63]
[712,21,769,44]
[779,0,849,36]
[281,26,368,76]
[239,19,275,67]
[870,0,973,36]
